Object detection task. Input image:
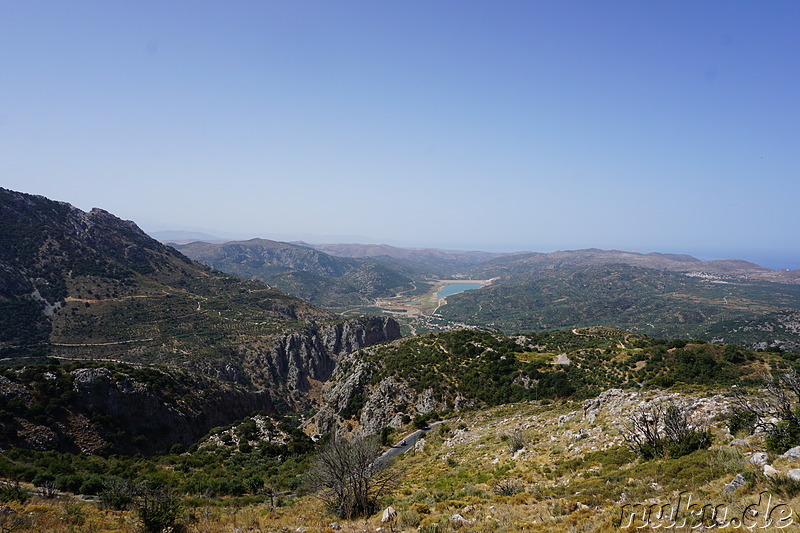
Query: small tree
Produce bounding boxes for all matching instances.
[308,435,397,519]
[624,401,711,459]
[136,487,182,533]
[732,369,800,453]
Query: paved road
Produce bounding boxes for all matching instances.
[377,421,444,464]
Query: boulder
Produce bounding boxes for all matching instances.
[749,452,768,467]
[450,514,471,524]
[764,465,779,478]
[787,469,800,482]
[782,446,800,460]
[381,506,397,522]
[722,474,747,494]
[730,438,748,447]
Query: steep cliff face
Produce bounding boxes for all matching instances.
[247,316,402,411]
[309,343,474,438]
[0,362,273,455]
[0,316,402,454]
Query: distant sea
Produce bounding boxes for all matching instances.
[749,255,800,271]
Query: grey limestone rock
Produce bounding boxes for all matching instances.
[782,446,800,459]
[722,474,747,494]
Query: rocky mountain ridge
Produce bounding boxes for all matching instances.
[0,188,403,454]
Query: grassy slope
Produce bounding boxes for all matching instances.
[5,391,792,532]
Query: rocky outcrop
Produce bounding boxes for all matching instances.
[69,366,275,454]
[249,316,401,411]
[582,388,732,427]
[309,342,475,438]
[0,363,273,455]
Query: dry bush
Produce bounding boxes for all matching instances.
[307,435,398,519]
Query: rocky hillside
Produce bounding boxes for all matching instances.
[0,188,401,374]
[309,327,783,438]
[0,188,403,454]
[0,188,332,362]
[0,359,272,455]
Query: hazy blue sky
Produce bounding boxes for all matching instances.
[2,2,798,268]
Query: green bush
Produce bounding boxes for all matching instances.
[100,478,137,510]
[666,429,713,458]
[136,488,182,533]
[398,509,422,528]
[765,420,800,454]
[625,403,712,459]
[728,407,758,437]
[0,482,29,503]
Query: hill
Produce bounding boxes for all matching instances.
[467,247,800,283]
[307,242,515,278]
[438,263,800,351]
[2,325,797,531]
[193,242,800,348]
[310,326,781,438]
[174,239,416,308]
[0,188,401,412]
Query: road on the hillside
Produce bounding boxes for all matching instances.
[376,421,444,465]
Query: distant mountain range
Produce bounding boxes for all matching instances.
[173,239,418,307]
[148,230,228,243]
[466,247,800,284]
[167,234,800,350]
[1,186,799,459]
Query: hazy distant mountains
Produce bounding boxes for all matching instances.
[467,248,800,284]
[306,242,515,276]
[174,239,418,307]
[169,235,800,350]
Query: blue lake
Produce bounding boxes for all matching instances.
[438,282,483,298]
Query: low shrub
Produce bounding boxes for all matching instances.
[137,487,182,533]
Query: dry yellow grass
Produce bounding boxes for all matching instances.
[9,393,800,532]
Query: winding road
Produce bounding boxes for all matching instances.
[376,421,444,465]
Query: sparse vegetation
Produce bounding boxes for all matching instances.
[307,435,396,519]
[624,402,712,459]
[732,369,800,453]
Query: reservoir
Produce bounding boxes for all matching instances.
[437,282,483,298]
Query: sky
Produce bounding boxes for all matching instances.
[2,1,799,268]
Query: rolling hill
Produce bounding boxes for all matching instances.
[173,239,416,308]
